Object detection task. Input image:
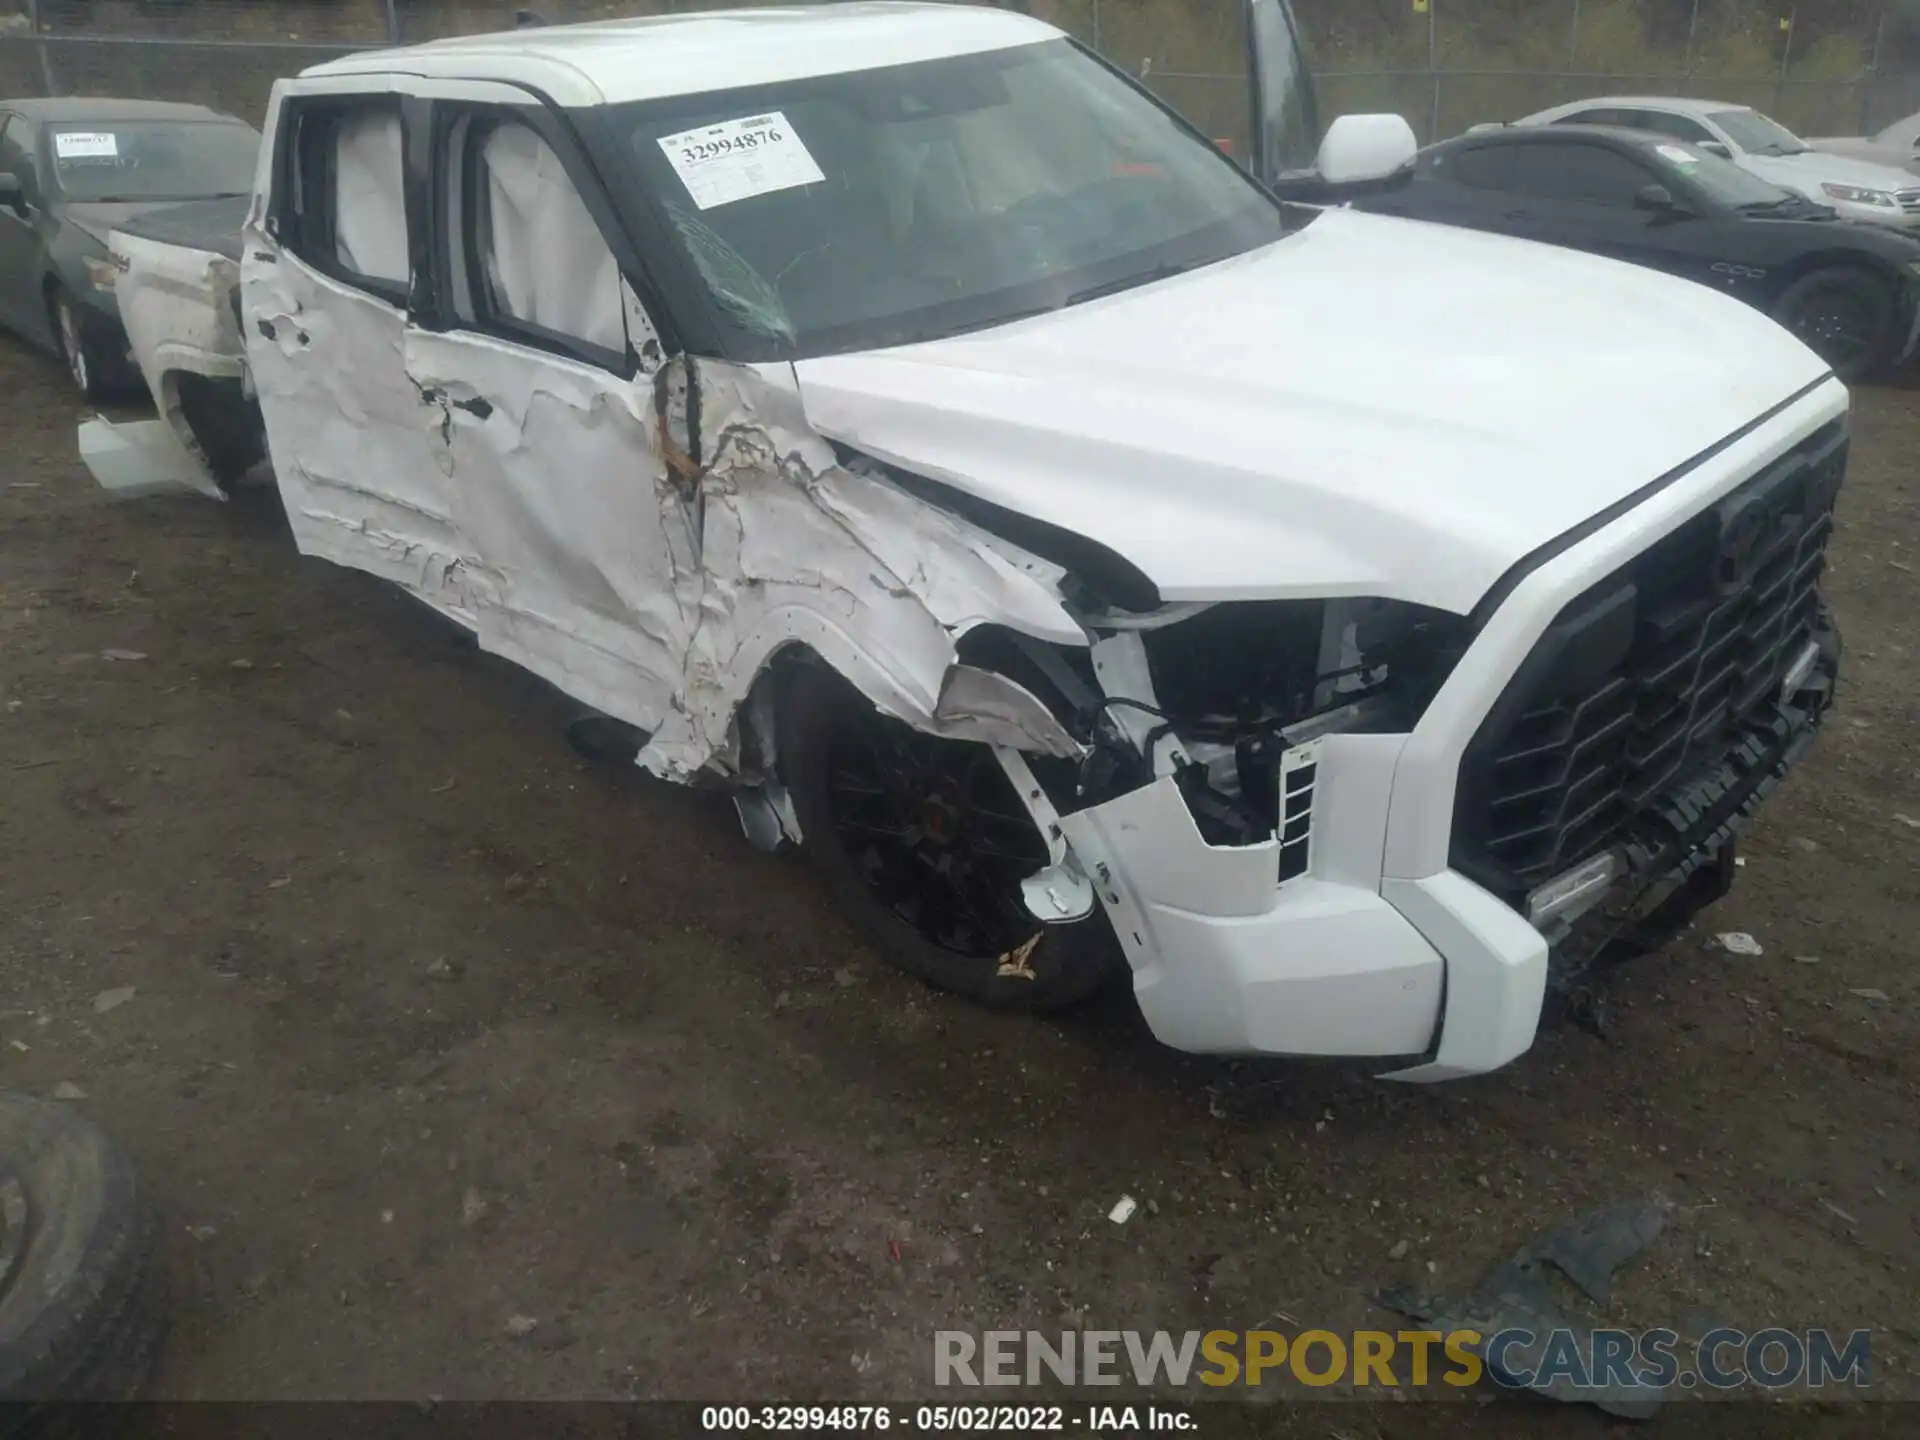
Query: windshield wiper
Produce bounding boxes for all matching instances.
[1737,196,1804,213]
[920,300,1068,342]
[1063,259,1207,308]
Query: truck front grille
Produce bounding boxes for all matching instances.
[1452,421,1847,903]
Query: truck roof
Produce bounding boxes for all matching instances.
[301,3,1060,109]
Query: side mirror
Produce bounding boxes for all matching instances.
[1315,113,1418,185]
[0,172,23,216]
[1697,140,1732,159]
[1636,183,1684,215]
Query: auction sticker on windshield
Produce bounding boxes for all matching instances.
[54,132,118,159]
[658,112,826,210]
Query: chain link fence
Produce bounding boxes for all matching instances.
[2,0,1919,147]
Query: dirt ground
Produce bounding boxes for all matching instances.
[0,330,1916,1431]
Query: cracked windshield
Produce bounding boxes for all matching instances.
[614,38,1285,358]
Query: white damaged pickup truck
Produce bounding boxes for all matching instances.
[88,1,1847,1080]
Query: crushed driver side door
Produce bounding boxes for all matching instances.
[402,82,701,738]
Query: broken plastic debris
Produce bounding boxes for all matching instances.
[1388,1239,1410,1261]
[504,1314,539,1336]
[1108,1195,1138,1225]
[267,877,292,890]
[1377,1201,1670,1419]
[52,1082,87,1101]
[92,986,135,1015]
[100,649,148,662]
[1849,987,1890,1003]
[1893,814,1920,830]
[78,416,223,501]
[1714,932,1763,956]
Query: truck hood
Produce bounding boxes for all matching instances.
[1745,149,1919,195]
[791,207,1830,615]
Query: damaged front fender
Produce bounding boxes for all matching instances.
[635,355,1090,782]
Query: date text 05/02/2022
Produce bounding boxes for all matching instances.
[699,1406,1195,1433]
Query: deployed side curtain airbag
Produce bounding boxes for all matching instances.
[332,108,408,285]
[480,123,625,354]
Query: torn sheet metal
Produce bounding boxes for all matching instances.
[1378,1201,1671,1418]
[637,357,1087,781]
[931,665,1080,759]
[106,177,1093,807]
[237,203,1088,786]
[400,322,702,742]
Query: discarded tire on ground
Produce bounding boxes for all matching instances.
[0,1093,161,1416]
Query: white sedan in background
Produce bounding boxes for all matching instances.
[1517,95,1920,231]
[1806,109,1920,178]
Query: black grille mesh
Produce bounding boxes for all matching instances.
[1453,422,1846,902]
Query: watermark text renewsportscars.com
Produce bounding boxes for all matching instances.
[934,1328,1871,1394]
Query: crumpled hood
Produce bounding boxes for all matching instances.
[1747,149,1919,195]
[792,207,1830,615]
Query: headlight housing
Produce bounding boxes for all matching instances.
[1822,182,1897,208]
[82,255,117,292]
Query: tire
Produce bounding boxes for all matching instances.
[172,373,266,493]
[1771,265,1899,381]
[779,664,1122,1012]
[48,288,111,404]
[0,1094,161,1415]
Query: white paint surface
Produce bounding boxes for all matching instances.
[301,3,1056,109]
[796,205,1829,613]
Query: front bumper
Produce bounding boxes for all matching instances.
[1053,378,1850,1081]
[1831,200,1920,232]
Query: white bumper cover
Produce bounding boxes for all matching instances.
[1053,377,1849,1081]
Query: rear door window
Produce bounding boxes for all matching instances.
[1510,143,1653,207]
[1440,144,1519,190]
[278,98,410,303]
[1617,109,1717,145]
[1557,108,1626,128]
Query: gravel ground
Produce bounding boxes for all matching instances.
[0,332,1915,1434]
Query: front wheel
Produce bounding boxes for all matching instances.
[778,665,1122,1012]
[1771,265,1899,381]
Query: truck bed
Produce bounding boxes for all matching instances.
[112,195,248,262]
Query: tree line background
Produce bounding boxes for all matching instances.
[6,0,1920,137]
